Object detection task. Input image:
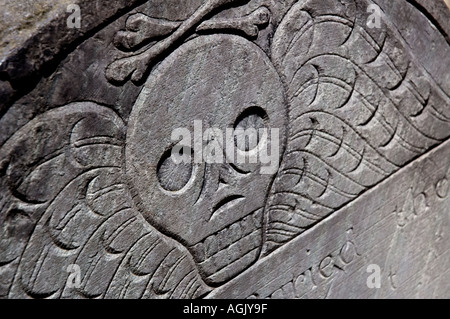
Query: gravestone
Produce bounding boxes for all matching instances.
[0,0,449,299]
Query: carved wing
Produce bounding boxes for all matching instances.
[0,102,209,298]
[264,0,450,253]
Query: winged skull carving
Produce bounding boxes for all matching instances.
[0,0,449,299]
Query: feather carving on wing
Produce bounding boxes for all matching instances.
[0,102,210,299]
[263,0,450,254]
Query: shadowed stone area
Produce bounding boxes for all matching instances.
[0,0,449,299]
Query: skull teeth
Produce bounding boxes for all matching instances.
[189,208,263,270]
[199,230,262,283]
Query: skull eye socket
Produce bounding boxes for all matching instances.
[157,147,194,192]
[234,107,269,152]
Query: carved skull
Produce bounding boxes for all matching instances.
[126,35,286,285]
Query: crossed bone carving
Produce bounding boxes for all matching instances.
[105,0,271,84]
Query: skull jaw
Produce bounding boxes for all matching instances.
[188,208,264,286]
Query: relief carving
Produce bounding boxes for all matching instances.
[0,0,449,298]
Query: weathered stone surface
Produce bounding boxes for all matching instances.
[209,139,450,298]
[0,0,449,299]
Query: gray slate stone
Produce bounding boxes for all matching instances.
[0,0,449,299]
